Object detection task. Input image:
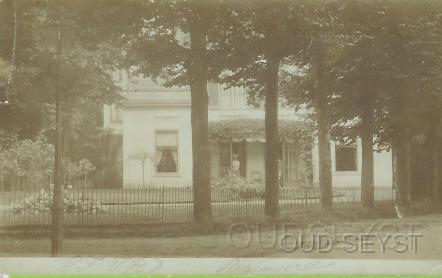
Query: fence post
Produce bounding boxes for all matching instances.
[352,187,356,207]
[81,184,85,224]
[161,186,165,223]
[301,189,305,211]
[245,189,248,217]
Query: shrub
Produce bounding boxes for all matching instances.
[11,184,107,215]
[0,137,54,188]
[63,158,96,187]
[212,175,264,201]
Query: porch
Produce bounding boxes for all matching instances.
[208,119,314,187]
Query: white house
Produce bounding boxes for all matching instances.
[103,72,393,189]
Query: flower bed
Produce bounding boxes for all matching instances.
[212,176,264,201]
[11,184,107,215]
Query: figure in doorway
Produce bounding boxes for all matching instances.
[231,154,240,177]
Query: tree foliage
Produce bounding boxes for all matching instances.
[0,1,124,188]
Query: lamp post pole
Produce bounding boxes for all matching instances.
[51,20,64,257]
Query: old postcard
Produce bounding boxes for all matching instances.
[0,0,441,275]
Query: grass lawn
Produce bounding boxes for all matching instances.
[0,212,441,259]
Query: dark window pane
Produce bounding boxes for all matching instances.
[156,149,177,172]
[336,146,357,171]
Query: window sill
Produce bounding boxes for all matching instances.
[334,171,360,176]
[154,172,181,178]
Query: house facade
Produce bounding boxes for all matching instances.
[104,72,393,189]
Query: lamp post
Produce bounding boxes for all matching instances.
[39,14,75,257]
[51,20,64,257]
[0,1,18,105]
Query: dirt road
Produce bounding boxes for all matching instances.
[0,213,441,259]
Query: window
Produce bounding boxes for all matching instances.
[155,131,178,173]
[110,104,122,123]
[129,79,139,91]
[218,85,248,108]
[335,145,357,171]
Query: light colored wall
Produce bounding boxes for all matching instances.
[312,139,392,188]
[210,143,220,180]
[115,78,392,188]
[123,107,193,187]
[373,150,393,187]
[122,102,393,189]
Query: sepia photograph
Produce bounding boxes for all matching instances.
[0,0,441,275]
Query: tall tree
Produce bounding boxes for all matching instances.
[119,0,233,229]
[214,0,314,218]
[278,2,343,210]
[381,1,442,209]
[331,1,394,209]
[3,0,122,255]
[310,41,334,210]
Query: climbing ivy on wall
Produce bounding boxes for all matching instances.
[208,119,314,142]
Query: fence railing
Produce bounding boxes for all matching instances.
[0,185,395,226]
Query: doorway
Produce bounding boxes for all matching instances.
[219,141,247,177]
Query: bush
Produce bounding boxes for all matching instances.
[0,137,54,189]
[12,184,107,215]
[212,176,264,201]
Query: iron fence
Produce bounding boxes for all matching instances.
[0,185,395,226]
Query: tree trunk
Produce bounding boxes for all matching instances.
[51,23,64,257]
[361,101,375,209]
[392,144,397,198]
[393,127,411,209]
[311,43,332,210]
[189,17,212,230]
[439,131,442,204]
[317,96,333,209]
[428,125,440,206]
[264,56,280,219]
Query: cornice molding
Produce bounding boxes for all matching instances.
[123,99,191,108]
